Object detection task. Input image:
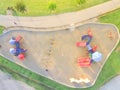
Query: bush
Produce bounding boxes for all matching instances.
[76,0,86,5]
[0,26,5,34]
[48,1,56,11]
[15,1,26,13]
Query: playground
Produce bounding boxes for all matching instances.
[0,23,119,88]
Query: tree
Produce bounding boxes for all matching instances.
[48,1,56,11]
[76,0,86,5]
[15,1,26,13]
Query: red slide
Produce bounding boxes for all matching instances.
[16,36,22,42]
[76,42,86,47]
[78,58,91,67]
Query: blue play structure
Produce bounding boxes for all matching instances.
[77,30,102,66]
[81,34,102,62]
[9,36,27,60]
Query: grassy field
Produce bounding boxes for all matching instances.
[0,8,120,90]
[0,0,110,16]
[0,25,5,34]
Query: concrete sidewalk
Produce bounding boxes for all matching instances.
[0,0,120,28]
[100,75,120,90]
[0,70,35,90]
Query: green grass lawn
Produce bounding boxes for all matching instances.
[0,25,5,34]
[0,8,120,90]
[0,0,110,16]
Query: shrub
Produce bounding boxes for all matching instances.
[15,1,26,13]
[0,26,5,34]
[76,0,86,5]
[48,1,56,11]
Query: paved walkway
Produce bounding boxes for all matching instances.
[100,75,120,90]
[0,0,120,28]
[0,70,35,90]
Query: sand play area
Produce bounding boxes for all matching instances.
[0,23,119,88]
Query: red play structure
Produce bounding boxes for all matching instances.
[76,29,102,67]
[9,36,27,60]
[78,58,91,67]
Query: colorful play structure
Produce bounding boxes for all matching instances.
[9,36,27,60]
[76,29,102,67]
